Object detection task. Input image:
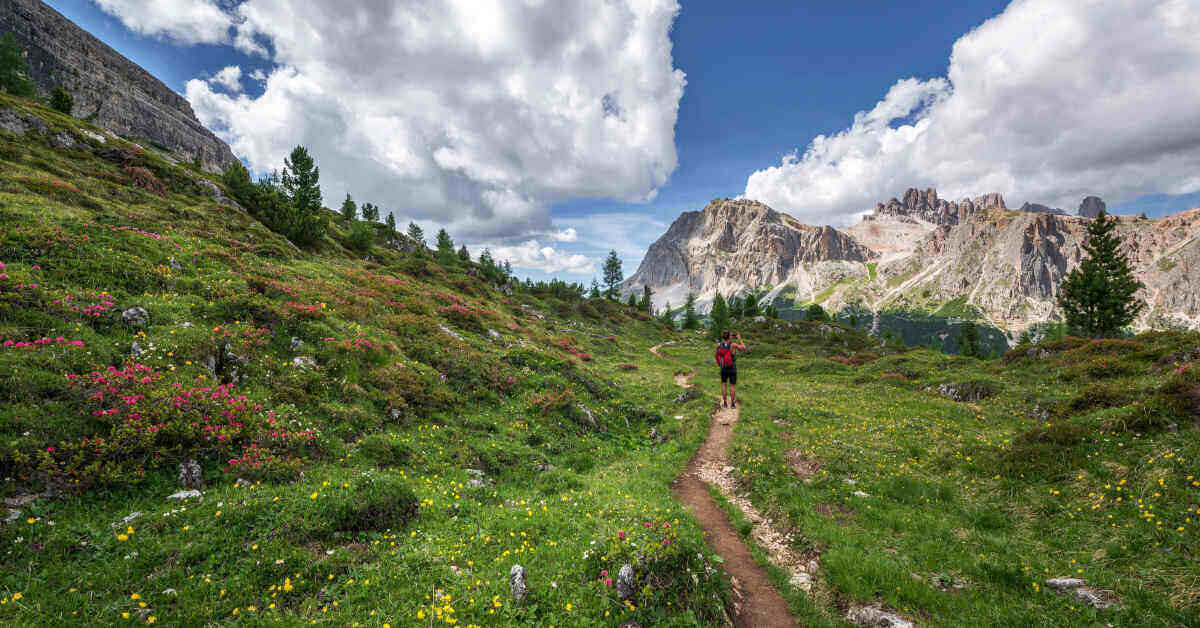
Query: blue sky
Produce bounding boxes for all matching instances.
[43,1,1200,282]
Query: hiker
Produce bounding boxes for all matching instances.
[715,330,746,408]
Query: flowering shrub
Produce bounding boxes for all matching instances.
[22,363,312,490]
[556,340,592,361]
[122,166,166,196]
[224,443,303,482]
[529,388,576,414]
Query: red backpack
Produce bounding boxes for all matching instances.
[715,342,734,367]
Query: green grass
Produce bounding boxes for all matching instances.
[661,322,1200,626]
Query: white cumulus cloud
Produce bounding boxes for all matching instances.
[92,0,234,45]
[482,240,595,275]
[155,0,686,240]
[745,0,1200,224]
[210,65,243,93]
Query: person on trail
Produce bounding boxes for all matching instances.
[715,330,746,408]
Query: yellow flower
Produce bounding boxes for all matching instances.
[147,617,156,624]
[26,517,36,524]
[117,534,129,542]
[310,492,319,500]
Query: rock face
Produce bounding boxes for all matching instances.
[0,0,236,170]
[1079,195,1106,218]
[623,197,876,310]
[869,187,1006,226]
[1019,202,1068,215]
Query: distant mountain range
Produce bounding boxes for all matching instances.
[624,188,1200,341]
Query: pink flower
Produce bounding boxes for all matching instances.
[617,530,626,540]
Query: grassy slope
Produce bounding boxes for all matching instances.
[0,94,731,626]
[666,320,1200,626]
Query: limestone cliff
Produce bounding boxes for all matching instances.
[0,0,236,170]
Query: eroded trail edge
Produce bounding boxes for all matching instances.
[652,343,798,628]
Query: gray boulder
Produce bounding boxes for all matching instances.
[846,605,913,628]
[616,564,635,600]
[121,306,149,327]
[0,107,48,136]
[178,460,203,489]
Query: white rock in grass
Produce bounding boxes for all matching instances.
[846,604,914,628]
[1044,577,1085,592]
[617,564,635,599]
[167,490,201,501]
[852,490,871,498]
[509,564,527,600]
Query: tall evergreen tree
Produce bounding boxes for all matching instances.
[0,33,34,97]
[742,290,761,318]
[279,145,327,244]
[1058,211,1144,337]
[683,292,700,330]
[436,229,456,264]
[407,222,425,246]
[50,88,74,115]
[958,321,980,357]
[360,202,379,222]
[502,260,513,279]
[588,278,602,300]
[626,293,637,307]
[658,302,675,328]
[385,212,396,233]
[340,193,357,222]
[641,285,653,314]
[708,293,731,341]
[601,250,623,299]
[457,245,470,262]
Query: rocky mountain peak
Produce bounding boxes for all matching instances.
[1078,196,1106,218]
[1019,202,1068,215]
[870,187,1006,226]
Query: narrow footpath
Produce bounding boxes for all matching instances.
[651,343,797,628]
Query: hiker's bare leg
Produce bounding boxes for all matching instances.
[730,384,737,406]
[721,381,728,404]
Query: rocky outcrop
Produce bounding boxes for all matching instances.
[0,0,236,170]
[1019,202,1067,215]
[1078,195,1106,218]
[869,187,1006,226]
[623,198,876,309]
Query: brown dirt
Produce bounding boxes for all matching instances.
[785,449,822,480]
[653,342,797,628]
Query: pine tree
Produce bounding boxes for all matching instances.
[0,33,34,98]
[708,293,730,341]
[340,194,357,222]
[279,145,327,245]
[385,213,396,233]
[658,302,675,328]
[502,260,513,279]
[457,245,470,262]
[436,229,456,265]
[805,303,828,322]
[589,279,602,300]
[360,202,379,222]
[1058,211,1144,337]
[601,250,623,300]
[407,222,425,246]
[683,292,699,330]
[641,285,653,313]
[742,290,761,318]
[959,321,980,357]
[625,293,637,307]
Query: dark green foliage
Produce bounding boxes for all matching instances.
[298,476,418,539]
[683,292,699,330]
[457,244,469,262]
[1059,211,1144,337]
[360,202,379,222]
[221,160,256,204]
[436,228,455,265]
[959,321,980,357]
[385,212,396,233]
[804,303,828,322]
[657,301,675,328]
[339,193,357,221]
[589,278,601,300]
[49,88,74,115]
[626,292,637,307]
[359,434,413,466]
[708,293,730,341]
[243,145,328,245]
[998,423,1087,479]
[640,285,652,314]
[406,221,424,246]
[347,219,373,252]
[602,249,623,299]
[0,33,34,98]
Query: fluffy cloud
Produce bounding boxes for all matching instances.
[481,240,595,275]
[147,0,685,240]
[210,65,243,93]
[93,0,234,45]
[745,0,1200,225]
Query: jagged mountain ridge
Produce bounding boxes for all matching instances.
[626,188,1200,336]
[0,0,236,170]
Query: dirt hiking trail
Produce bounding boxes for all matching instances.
[650,342,797,627]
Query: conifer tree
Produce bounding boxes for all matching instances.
[385,213,396,233]
[360,202,379,222]
[502,260,513,279]
[1058,211,1144,337]
[50,88,74,115]
[958,321,980,357]
[589,279,602,300]
[602,250,623,300]
[683,292,700,330]
[279,145,327,244]
[626,293,637,307]
[457,245,470,262]
[407,222,425,246]
[708,293,730,341]
[436,229,456,265]
[340,193,357,222]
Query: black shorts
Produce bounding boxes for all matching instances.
[720,366,737,385]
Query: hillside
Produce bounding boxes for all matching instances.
[0,93,732,626]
